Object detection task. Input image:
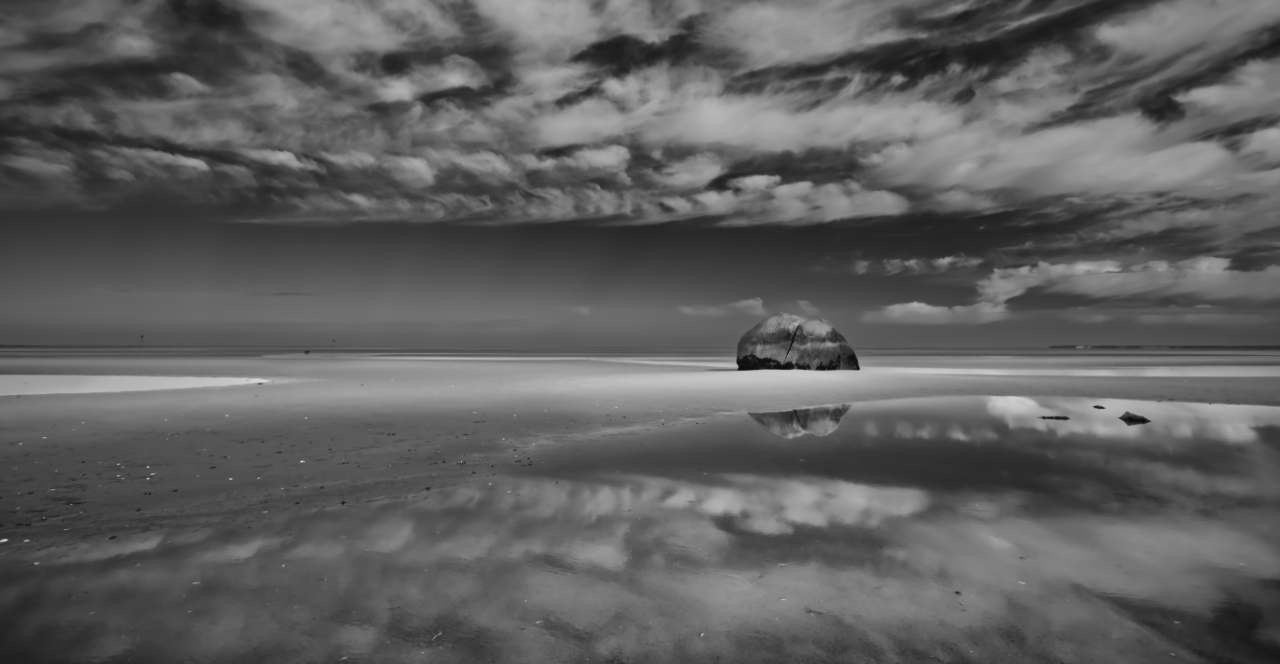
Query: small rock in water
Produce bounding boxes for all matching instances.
[1039,415,1070,421]
[1092,405,1105,410]
[1118,411,1151,426]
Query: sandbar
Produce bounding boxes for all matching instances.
[0,374,267,396]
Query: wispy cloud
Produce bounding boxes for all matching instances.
[677,298,768,318]
[866,257,1280,325]
[863,301,1009,326]
[853,256,984,276]
[2,0,1278,237]
[1062,305,1272,326]
[1031,257,1280,302]
[794,299,822,317]
[260,291,317,298]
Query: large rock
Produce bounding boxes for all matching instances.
[736,313,859,370]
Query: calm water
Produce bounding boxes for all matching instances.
[2,396,1279,663]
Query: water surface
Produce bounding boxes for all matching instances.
[2,396,1278,663]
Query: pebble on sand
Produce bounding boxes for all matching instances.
[1119,411,1152,426]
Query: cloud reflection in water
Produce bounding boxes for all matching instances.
[1,397,1279,663]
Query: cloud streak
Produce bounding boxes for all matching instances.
[867,257,1280,325]
[677,297,768,318]
[853,255,984,276]
[0,0,1278,233]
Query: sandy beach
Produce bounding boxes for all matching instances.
[2,351,1279,663]
[0,374,270,396]
[3,351,1279,541]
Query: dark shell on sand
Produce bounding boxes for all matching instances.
[736,313,860,371]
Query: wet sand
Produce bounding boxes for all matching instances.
[0,374,269,396]
[2,352,1279,662]
[2,354,1277,537]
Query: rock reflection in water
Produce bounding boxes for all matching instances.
[748,404,850,438]
[2,396,1279,664]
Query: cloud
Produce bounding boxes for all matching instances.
[646,96,964,152]
[427,149,518,181]
[523,145,632,178]
[1,0,1279,247]
[863,301,1009,326]
[1095,0,1280,69]
[729,174,782,192]
[702,0,907,69]
[650,153,725,189]
[239,149,319,172]
[804,183,910,221]
[873,115,1247,199]
[237,0,463,54]
[687,178,910,225]
[855,255,985,275]
[559,145,632,172]
[1131,308,1270,326]
[926,189,1000,212]
[1177,58,1280,119]
[1034,257,1280,302]
[381,155,437,188]
[677,297,768,318]
[974,260,1127,304]
[470,0,622,58]
[795,299,822,317]
[1241,127,1280,163]
[375,56,491,103]
[532,98,632,146]
[866,256,1280,325]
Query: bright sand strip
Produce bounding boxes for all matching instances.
[0,375,267,396]
[876,365,1280,377]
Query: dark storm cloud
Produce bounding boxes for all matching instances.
[2,0,1279,326]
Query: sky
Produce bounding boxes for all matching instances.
[1,0,1279,349]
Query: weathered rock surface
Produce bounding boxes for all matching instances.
[1119,411,1151,426]
[749,404,852,439]
[736,313,860,370]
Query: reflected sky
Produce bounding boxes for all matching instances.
[2,397,1279,663]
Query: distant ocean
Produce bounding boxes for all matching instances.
[3,345,1279,358]
[4,346,1280,378]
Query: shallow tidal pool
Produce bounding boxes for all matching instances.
[2,395,1279,663]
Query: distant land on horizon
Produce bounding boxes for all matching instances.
[1048,345,1280,351]
[3,344,1280,353]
